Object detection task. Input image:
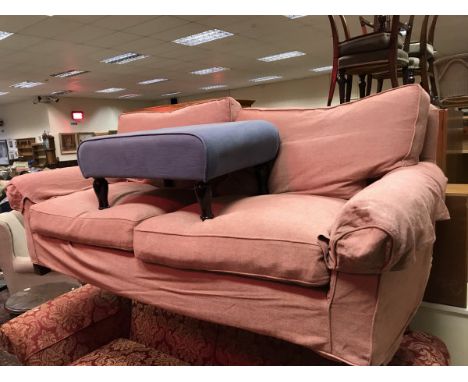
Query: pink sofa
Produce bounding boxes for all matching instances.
[5,85,449,365]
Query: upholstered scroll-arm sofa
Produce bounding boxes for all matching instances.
[4,85,449,365]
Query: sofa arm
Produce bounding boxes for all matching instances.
[323,162,449,273]
[0,284,131,365]
[7,167,124,212]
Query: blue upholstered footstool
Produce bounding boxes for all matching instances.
[77,120,280,220]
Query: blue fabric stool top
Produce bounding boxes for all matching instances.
[77,120,280,220]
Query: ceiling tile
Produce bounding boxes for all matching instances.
[90,16,157,31]
[18,17,84,38]
[124,16,191,36]
[55,25,115,44]
[87,31,143,49]
[0,16,48,33]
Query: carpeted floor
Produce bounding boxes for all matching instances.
[0,287,20,365]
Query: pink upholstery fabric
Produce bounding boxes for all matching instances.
[71,338,187,366]
[29,234,331,360]
[420,105,440,163]
[134,194,345,286]
[6,167,107,212]
[29,182,195,251]
[0,284,131,365]
[236,84,430,199]
[118,97,241,134]
[325,162,449,273]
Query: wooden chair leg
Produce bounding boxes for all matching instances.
[420,55,430,93]
[402,67,410,85]
[428,58,438,98]
[389,61,399,88]
[338,69,346,104]
[366,74,373,96]
[327,60,339,106]
[377,79,384,93]
[358,74,366,98]
[345,74,353,102]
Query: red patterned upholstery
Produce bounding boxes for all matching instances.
[389,331,451,366]
[0,284,131,365]
[0,285,450,366]
[71,338,188,366]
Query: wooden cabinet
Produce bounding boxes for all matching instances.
[424,184,468,308]
[16,138,36,160]
[31,136,57,168]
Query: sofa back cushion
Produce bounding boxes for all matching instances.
[236,84,430,199]
[118,97,241,134]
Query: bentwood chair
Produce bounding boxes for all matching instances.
[327,15,410,105]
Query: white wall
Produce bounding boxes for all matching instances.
[0,97,155,161]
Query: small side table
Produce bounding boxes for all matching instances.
[4,282,80,316]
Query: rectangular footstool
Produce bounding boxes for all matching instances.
[77,120,280,220]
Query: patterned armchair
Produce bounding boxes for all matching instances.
[0,284,450,366]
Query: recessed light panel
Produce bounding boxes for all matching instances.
[138,78,168,85]
[96,88,125,93]
[0,31,14,41]
[119,94,141,99]
[200,85,227,91]
[191,67,229,75]
[310,65,333,73]
[50,90,73,95]
[284,15,306,19]
[100,52,148,64]
[10,81,44,89]
[173,29,234,46]
[249,75,283,83]
[161,92,181,97]
[50,70,89,78]
[258,51,306,62]
[0,92,9,96]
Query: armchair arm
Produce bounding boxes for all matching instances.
[6,166,123,212]
[323,162,449,274]
[0,284,131,365]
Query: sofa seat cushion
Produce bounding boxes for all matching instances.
[134,194,346,286]
[71,338,188,366]
[236,84,430,199]
[29,182,196,251]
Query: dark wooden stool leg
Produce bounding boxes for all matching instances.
[93,177,110,210]
[194,182,214,221]
[366,74,373,96]
[163,179,175,187]
[255,163,270,195]
[377,78,384,93]
[33,264,51,275]
[345,74,353,102]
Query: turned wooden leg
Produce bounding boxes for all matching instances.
[93,177,110,210]
[345,74,353,102]
[377,79,384,93]
[194,182,214,221]
[338,69,346,104]
[327,59,338,106]
[402,67,410,85]
[255,163,270,195]
[366,74,373,96]
[358,74,366,98]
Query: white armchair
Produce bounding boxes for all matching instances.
[0,210,77,295]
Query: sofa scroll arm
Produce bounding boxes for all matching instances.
[322,162,449,274]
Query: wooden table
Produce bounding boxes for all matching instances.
[4,282,80,316]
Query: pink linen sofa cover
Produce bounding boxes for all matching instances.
[5,84,448,365]
[236,84,430,199]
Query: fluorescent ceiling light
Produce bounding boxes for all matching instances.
[200,85,227,91]
[0,31,14,41]
[249,75,283,83]
[96,88,125,93]
[138,78,168,85]
[310,65,333,73]
[284,15,306,19]
[10,81,44,89]
[161,92,181,97]
[119,94,141,99]
[258,51,306,62]
[173,29,233,46]
[50,90,73,95]
[100,52,148,64]
[50,70,89,78]
[191,66,229,75]
[0,92,9,96]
